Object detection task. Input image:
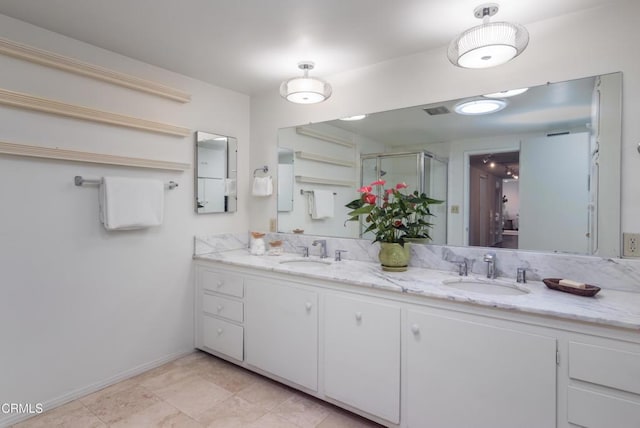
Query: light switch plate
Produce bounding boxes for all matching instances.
[623,233,640,257]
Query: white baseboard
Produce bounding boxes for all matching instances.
[0,348,195,427]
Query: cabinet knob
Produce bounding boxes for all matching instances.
[216,280,224,288]
[411,324,420,334]
[355,312,362,322]
[216,328,223,335]
[305,302,312,311]
[216,305,224,312]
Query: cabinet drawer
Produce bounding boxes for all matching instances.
[569,341,640,394]
[202,316,243,361]
[203,293,243,323]
[199,268,244,298]
[568,386,640,428]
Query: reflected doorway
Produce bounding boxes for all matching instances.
[468,151,520,249]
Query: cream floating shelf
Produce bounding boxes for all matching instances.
[0,140,190,171]
[295,175,355,187]
[0,88,190,137]
[0,37,191,103]
[295,126,355,148]
[295,151,355,167]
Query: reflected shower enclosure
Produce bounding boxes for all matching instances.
[360,151,448,244]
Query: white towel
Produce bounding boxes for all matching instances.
[310,189,334,219]
[252,176,273,196]
[99,176,164,230]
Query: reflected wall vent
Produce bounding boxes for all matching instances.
[423,106,450,115]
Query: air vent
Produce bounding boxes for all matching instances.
[423,106,450,116]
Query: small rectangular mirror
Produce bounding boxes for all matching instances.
[195,131,237,213]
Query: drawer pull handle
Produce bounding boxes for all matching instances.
[217,305,224,312]
[305,302,312,311]
[411,324,420,334]
[355,312,362,322]
[217,328,223,335]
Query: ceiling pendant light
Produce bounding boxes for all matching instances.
[280,61,332,104]
[448,3,529,69]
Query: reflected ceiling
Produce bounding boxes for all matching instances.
[327,76,595,146]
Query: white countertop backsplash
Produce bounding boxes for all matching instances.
[193,233,640,331]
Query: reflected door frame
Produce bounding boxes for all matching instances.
[463,146,519,247]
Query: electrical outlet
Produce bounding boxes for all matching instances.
[623,233,640,257]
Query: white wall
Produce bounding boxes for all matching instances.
[0,14,249,425]
[250,0,640,242]
[502,180,520,224]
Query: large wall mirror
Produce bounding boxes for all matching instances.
[277,72,622,257]
[195,131,237,214]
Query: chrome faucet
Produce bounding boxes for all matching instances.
[312,240,328,258]
[483,252,496,278]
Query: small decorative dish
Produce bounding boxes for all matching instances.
[292,229,304,234]
[251,231,265,239]
[543,278,601,297]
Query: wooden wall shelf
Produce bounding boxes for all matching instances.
[0,88,191,137]
[0,140,190,171]
[0,37,191,103]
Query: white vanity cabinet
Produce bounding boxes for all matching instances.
[324,293,401,424]
[195,259,640,428]
[195,266,245,361]
[244,278,319,391]
[405,309,557,428]
[565,335,640,428]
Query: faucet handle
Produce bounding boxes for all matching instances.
[517,267,527,283]
[297,246,309,257]
[456,261,468,276]
[335,250,348,262]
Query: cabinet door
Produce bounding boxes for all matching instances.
[245,279,318,391]
[406,310,556,428]
[324,293,401,424]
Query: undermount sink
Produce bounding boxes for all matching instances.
[279,259,333,268]
[442,278,529,296]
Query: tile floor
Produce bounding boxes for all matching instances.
[13,351,382,427]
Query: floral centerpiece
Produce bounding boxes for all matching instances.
[345,180,443,271]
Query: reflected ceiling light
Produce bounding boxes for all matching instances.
[448,3,529,69]
[280,61,332,104]
[489,161,496,168]
[484,87,529,98]
[340,114,367,121]
[513,174,519,179]
[454,98,507,115]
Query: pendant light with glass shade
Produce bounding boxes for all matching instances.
[280,62,332,104]
[448,3,529,69]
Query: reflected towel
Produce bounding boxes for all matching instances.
[252,176,273,196]
[99,176,164,230]
[224,178,237,196]
[310,189,334,219]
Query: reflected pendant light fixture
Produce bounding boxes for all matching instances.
[280,61,332,104]
[448,3,529,69]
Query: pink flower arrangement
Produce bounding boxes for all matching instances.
[346,180,443,244]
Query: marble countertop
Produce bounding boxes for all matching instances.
[195,249,640,332]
